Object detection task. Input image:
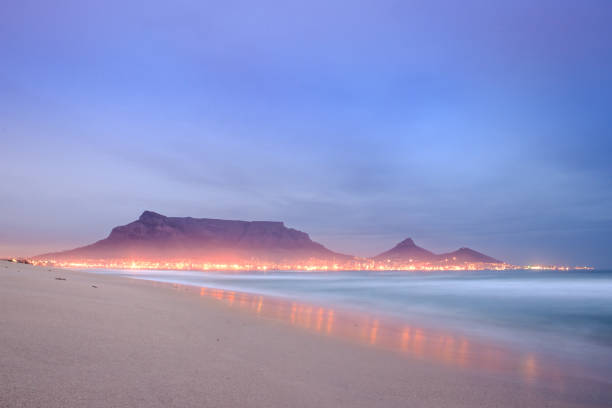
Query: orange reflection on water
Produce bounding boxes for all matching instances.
[522,354,538,384]
[316,308,324,331]
[326,310,334,334]
[157,282,568,385]
[369,320,379,345]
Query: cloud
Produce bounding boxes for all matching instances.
[1,0,611,265]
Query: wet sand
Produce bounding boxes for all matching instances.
[0,261,607,407]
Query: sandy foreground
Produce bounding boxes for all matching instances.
[0,261,607,408]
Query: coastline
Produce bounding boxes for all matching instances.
[1,261,607,407]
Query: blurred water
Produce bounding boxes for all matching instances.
[88,268,612,381]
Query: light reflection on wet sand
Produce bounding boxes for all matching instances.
[153,281,577,389]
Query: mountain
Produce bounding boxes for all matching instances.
[34,214,504,268]
[35,211,351,264]
[437,247,501,264]
[372,238,438,262]
[373,238,502,265]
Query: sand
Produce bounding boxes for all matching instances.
[0,260,606,407]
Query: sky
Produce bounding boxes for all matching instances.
[1,0,611,267]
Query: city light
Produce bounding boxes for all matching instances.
[26,258,593,272]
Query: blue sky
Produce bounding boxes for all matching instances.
[1,0,611,266]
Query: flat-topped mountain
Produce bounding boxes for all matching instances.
[35,211,351,264]
[374,238,502,265]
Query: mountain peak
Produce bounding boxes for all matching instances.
[139,210,165,221]
[439,247,501,264]
[374,237,437,262]
[396,238,416,248]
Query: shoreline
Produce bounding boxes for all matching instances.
[88,267,612,383]
[1,261,609,407]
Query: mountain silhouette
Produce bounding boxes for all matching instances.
[35,211,351,264]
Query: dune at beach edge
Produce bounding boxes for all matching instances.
[0,261,603,408]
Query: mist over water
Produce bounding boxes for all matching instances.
[89,268,612,381]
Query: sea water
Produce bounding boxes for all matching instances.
[88,268,612,383]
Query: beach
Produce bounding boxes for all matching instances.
[0,260,607,408]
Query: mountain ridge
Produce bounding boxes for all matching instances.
[373,238,502,264]
[34,211,503,266]
[36,211,352,264]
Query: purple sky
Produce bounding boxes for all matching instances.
[1,0,611,266]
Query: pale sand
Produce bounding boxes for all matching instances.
[0,261,606,407]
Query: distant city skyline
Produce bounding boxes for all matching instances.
[1,1,611,267]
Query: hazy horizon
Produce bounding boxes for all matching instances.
[1,209,603,268]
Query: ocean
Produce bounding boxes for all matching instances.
[87,268,612,385]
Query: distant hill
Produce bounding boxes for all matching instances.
[373,238,502,265]
[372,238,438,262]
[437,247,501,264]
[35,211,352,264]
